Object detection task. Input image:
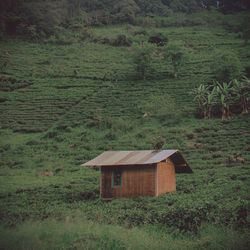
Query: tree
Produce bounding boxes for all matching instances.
[192,78,249,119]
[164,44,184,78]
[191,83,217,118]
[0,0,68,38]
[112,0,139,24]
[242,29,250,45]
[211,50,244,82]
[0,0,24,35]
[241,16,250,45]
[214,81,234,120]
[232,77,250,114]
[205,86,217,118]
[218,0,250,12]
[200,0,218,9]
[133,44,155,80]
[191,84,208,118]
[165,0,201,13]
[135,0,172,15]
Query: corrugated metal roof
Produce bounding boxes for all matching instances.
[81,150,179,166]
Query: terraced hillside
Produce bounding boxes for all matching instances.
[0,18,250,249]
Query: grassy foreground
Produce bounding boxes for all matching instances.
[0,11,250,249]
[0,218,249,250]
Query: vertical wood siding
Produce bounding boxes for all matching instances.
[100,166,113,199]
[157,160,176,195]
[101,165,156,199]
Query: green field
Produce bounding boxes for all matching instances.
[0,11,250,249]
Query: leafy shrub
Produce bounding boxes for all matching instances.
[0,77,32,92]
[231,199,249,229]
[9,160,24,169]
[99,37,111,45]
[104,131,117,140]
[26,140,39,146]
[215,198,250,230]
[79,32,93,42]
[55,136,64,142]
[46,35,73,45]
[43,131,57,139]
[55,37,73,46]
[65,186,99,202]
[150,136,166,150]
[133,29,148,36]
[0,144,11,152]
[112,35,132,47]
[26,25,40,41]
[105,198,219,233]
[56,124,72,132]
[148,32,168,46]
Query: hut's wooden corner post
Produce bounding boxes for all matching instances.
[100,166,103,200]
[155,164,158,196]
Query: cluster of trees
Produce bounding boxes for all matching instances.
[192,77,250,120]
[0,0,68,39]
[1,0,250,39]
[133,42,184,80]
[191,48,250,120]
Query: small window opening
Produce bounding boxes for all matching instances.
[112,169,122,187]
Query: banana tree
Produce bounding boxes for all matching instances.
[214,81,234,120]
[232,77,250,113]
[205,86,217,119]
[191,84,209,118]
[241,76,250,113]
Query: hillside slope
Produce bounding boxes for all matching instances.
[0,15,249,249]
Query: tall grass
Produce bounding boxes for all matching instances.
[0,219,249,250]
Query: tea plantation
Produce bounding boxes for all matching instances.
[0,12,249,249]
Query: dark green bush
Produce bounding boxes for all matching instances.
[133,30,148,36]
[0,144,11,152]
[211,50,244,82]
[26,140,39,146]
[43,131,57,139]
[112,35,132,47]
[148,32,168,46]
[104,131,117,140]
[56,124,72,132]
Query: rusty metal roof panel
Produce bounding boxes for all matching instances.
[101,151,130,165]
[145,150,177,164]
[122,150,154,164]
[81,150,179,166]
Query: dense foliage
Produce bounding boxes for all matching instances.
[1,0,250,39]
[191,77,250,119]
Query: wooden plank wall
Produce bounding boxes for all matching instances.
[157,160,176,195]
[101,165,156,199]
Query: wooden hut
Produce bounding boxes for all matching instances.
[81,150,192,200]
